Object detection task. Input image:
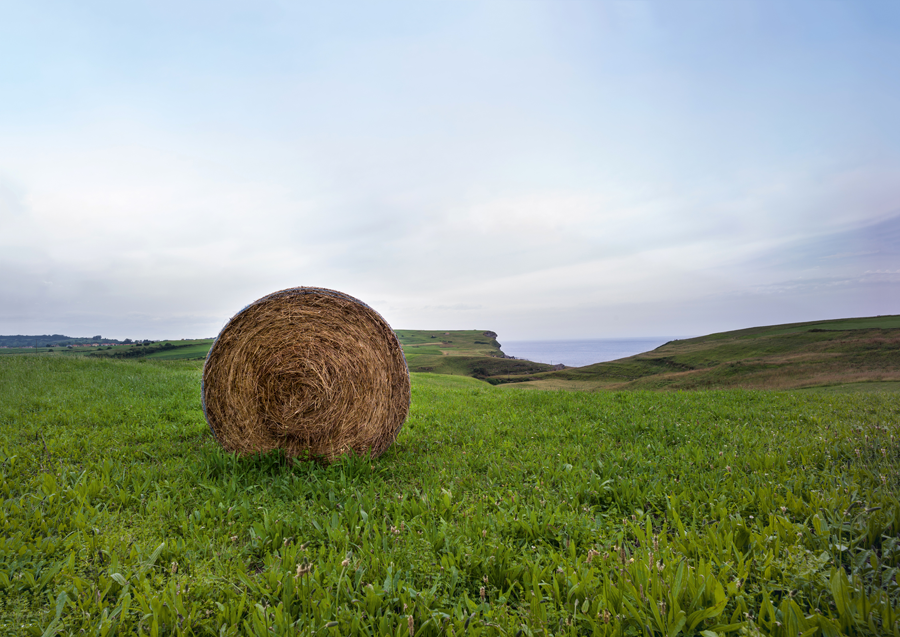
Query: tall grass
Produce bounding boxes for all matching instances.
[1,357,898,635]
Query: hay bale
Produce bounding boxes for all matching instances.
[202,287,410,462]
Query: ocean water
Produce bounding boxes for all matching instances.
[500,337,689,368]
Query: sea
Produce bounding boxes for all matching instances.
[499,337,692,368]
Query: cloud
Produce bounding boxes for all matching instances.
[1,1,899,339]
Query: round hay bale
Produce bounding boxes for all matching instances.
[202,287,410,462]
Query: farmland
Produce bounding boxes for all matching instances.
[1,354,898,635]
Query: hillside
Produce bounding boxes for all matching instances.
[396,329,555,381]
[504,314,900,392]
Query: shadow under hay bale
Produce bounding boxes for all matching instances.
[202,287,410,462]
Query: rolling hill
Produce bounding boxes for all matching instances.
[502,315,900,392]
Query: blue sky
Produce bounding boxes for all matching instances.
[1,0,898,340]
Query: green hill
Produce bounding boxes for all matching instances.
[396,329,555,381]
[504,314,900,392]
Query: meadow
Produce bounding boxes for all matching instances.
[515,316,900,393]
[1,354,898,636]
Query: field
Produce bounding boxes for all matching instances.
[510,316,900,393]
[1,355,898,636]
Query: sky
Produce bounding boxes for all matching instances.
[1,0,898,341]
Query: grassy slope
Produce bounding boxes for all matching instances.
[398,329,556,381]
[1,355,899,635]
[141,340,215,360]
[509,314,900,392]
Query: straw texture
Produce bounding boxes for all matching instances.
[202,287,410,462]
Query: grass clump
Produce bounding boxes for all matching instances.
[0,356,898,635]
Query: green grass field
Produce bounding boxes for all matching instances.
[513,315,900,393]
[140,341,216,361]
[1,355,898,635]
[395,330,558,381]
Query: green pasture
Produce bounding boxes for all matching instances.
[695,316,900,340]
[397,330,557,380]
[1,355,898,636]
[519,315,900,392]
[140,341,215,361]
